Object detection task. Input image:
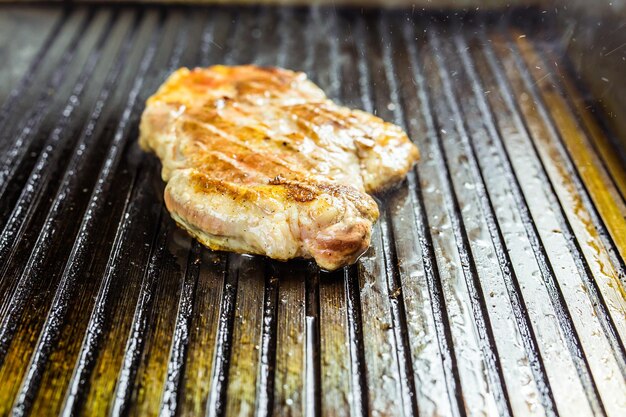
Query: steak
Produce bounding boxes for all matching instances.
[139,65,419,270]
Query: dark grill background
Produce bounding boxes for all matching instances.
[0,4,625,417]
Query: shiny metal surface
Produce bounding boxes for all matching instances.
[0,4,624,417]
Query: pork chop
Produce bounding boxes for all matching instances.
[139,65,419,270]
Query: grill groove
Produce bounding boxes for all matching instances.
[496,32,625,416]
[0,9,97,200]
[406,23,511,417]
[0,9,69,153]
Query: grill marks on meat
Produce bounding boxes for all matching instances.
[139,65,419,270]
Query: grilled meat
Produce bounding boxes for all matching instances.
[139,65,419,270]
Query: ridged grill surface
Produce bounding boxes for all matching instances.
[0,5,625,417]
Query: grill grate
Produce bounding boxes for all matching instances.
[0,5,625,417]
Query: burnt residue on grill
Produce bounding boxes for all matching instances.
[0,4,625,417]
